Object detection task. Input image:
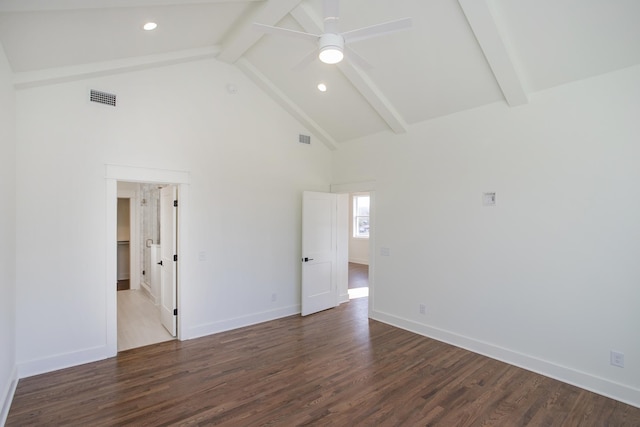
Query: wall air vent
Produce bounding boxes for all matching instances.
[90,90,116,107]
[299,134,311,145]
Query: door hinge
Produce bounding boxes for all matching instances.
[173,200,178,207]
[173,308,177,316]
[173,254,178,262]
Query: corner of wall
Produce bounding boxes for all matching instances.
[0,366,18,425]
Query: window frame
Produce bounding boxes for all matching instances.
[352,194,370,239]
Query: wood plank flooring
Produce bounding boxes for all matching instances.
[8,297,640,426]
[348,262,369,289]
[117,279,130,291]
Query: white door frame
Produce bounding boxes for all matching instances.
[105,165,190,357]
[330,181,376,316]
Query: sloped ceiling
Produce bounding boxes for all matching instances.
[1,0,639,148]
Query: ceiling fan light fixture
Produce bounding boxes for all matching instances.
[143,22,158,31]
[319,46,343,64]
[318,33,344,64]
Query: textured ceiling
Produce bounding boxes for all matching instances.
[0,0,638,148]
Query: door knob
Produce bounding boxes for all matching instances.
[302,257,314,262]
[157,260,163,266]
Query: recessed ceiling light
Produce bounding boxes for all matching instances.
[143,22,158,31]
[317,83,327,92]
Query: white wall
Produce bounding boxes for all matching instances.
[333,65,640,407]
[0,42,17,423]
[15,58,332,375]
[349,193,370,265]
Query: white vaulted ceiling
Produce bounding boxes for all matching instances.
[1,0,639,148]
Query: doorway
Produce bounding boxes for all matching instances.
[106,165,189,357]
[116,182,176,351]
[348,192,370,300]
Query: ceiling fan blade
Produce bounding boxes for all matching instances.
[253,23,319,42]
[292,48,319,71]
[344,47,373,70]
[342,17,412,44]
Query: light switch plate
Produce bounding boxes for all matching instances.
[483,192,496,206]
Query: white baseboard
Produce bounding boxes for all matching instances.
[339,293,349,304]
[371,309,640,409]
[348,258,369,266]
[17,345,110,380]
[1,366,18,426]
[186,304,300,340]
[140,282,158,305]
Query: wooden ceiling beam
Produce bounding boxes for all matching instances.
[458,0,528,106]
[217,0,303,64]
[290,3,408,135]
[236,58,339,151]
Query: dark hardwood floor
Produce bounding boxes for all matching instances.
[348,262,368,289]
[8,296,640,426]
[117,279,130,291]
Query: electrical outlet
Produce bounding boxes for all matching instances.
[271,293,277,302]
[610,350,624,368]
[419,304,426,315]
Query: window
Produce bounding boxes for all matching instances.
[353,194,370,238]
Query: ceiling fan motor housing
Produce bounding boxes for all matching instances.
[318,33,345,64]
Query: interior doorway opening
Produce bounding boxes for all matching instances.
[348,262,369,300]
[347,192,370,300]
[116,181,176,352]
[106,165,189,357]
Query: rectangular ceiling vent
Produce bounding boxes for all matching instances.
[90,89,116,107]
[299,134,311,145]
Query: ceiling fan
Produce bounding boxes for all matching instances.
[253,0,412,68]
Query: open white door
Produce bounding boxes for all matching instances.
[301,191,338,316]
[159,185,177,336]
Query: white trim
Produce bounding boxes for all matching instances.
[187,305,300,340]
[331,181,376,194]
[106,180,118,356]
[0,366,18,426]
[235,58,338,150]
[17,345,107,378]
[371,309,640,409]
[348,258,369,266]
[106,164,190,184]
[13,47,220,89]
[105,165,190,357]
[338,292,349,304]
[336,193,349,306]
[331,182,376,317]
[290,3,408,135]
[217,0,303,64]
[458,0,528,106]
